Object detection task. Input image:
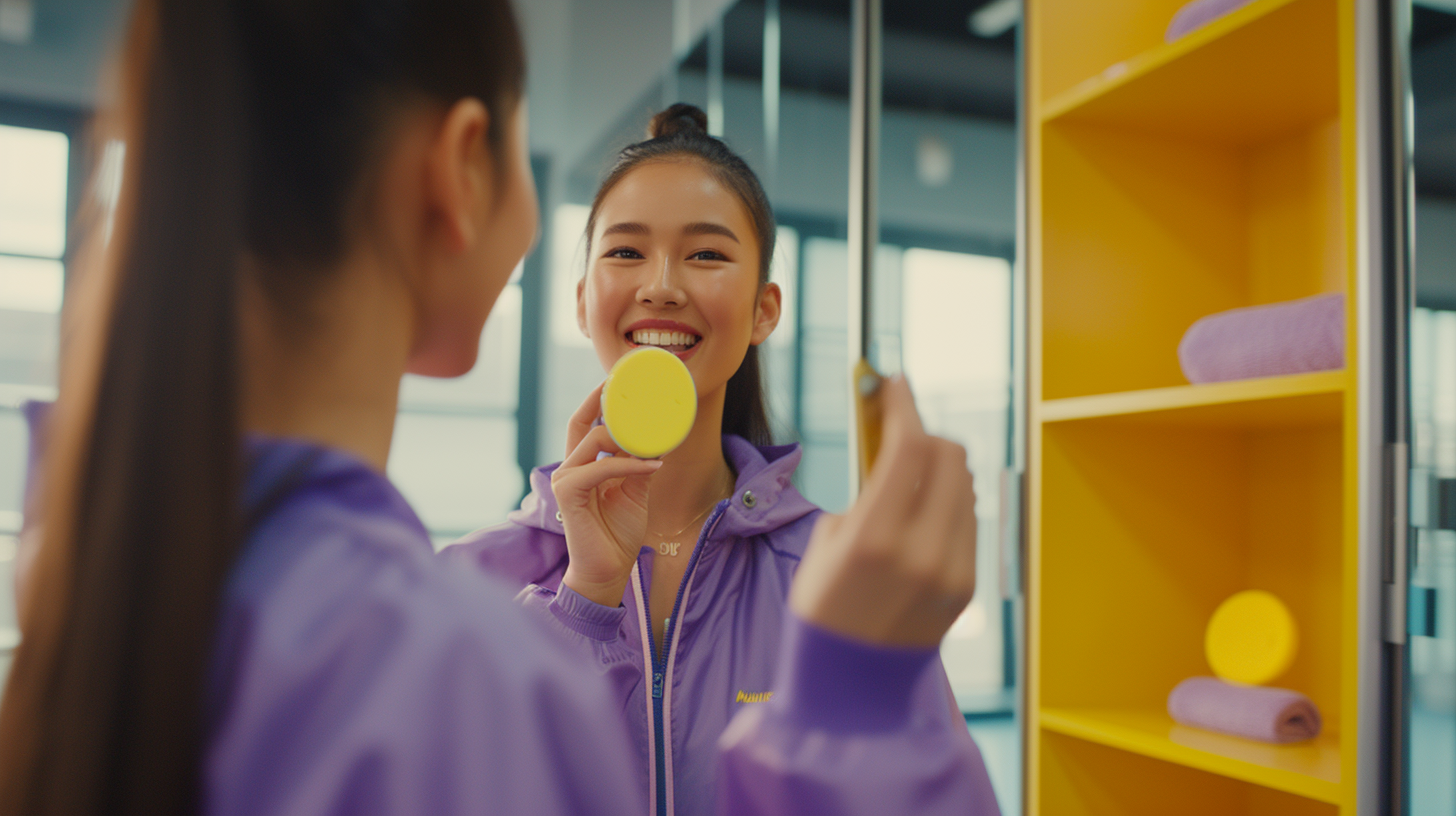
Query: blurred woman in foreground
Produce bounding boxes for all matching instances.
[0,1,993,814]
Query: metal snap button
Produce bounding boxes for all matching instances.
[742,490,757,508]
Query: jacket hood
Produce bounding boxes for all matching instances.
[508,435,819,541]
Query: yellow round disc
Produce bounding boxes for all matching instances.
[601,347,697,459]
[1205,590,1298,685]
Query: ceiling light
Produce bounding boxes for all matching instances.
[0,0,32,45]
[968,0,1020,38]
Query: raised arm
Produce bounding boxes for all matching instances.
[717,375,1002,815]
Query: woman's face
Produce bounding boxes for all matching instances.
[580,160,780,400]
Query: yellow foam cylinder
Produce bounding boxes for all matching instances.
[1205,589,1298,686]
[601,347,697,459]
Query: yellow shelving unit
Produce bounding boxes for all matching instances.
[1026,0,1362,812]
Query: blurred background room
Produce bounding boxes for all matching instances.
[6,1,1456,813]
[0,0,1024,809]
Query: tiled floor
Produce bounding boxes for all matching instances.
[1412,705,1455,816]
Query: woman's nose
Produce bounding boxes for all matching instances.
[638,256,687,307]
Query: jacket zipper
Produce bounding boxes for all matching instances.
[642,501,728,816]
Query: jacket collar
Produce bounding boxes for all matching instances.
[508,435,818,540]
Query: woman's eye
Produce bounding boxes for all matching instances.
[689,249,728,262]
[606,247,644,259]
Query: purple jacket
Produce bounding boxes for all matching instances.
[442,436,1002,816]
[19,402,1001,815]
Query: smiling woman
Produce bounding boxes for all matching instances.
[442,103,999,816]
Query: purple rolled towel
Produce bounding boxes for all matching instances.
[1167,676,1322,743]
[1166,0,1257,41]
[1178,292,1344,384]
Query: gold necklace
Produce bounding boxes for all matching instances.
[648,475,732,556]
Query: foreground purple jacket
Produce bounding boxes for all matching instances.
[442,436,1002,816]
[196,436,997,815]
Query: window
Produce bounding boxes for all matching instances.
[0,119,72,682]
[1408,306,1456,811]
[900,248,1012,703]
[792,234,1014,705]
[388,274,525,547]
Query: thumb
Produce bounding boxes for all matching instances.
[878,375,925,450]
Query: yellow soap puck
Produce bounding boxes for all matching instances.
[1205,590,1298,685]
[601,347,697,459]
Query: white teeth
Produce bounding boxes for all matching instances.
[631,329,701,348]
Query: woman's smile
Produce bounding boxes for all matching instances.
[624,318,704,360]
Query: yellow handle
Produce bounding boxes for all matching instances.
[853,358,883,484]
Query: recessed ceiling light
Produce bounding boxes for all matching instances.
[0,0,33,45]
[968,0,1020,38]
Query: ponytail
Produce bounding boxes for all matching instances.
[0,0,524,812]
[723,345,774,447]
[0,1,246,812]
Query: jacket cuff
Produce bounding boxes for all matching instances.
[546,582,627,642]
[773,614,938,734]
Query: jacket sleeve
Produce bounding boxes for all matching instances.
[514,581,645,712]
[716,615,1003,816]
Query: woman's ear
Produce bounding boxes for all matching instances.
[750,282,782,346]
[425,98,491,255]
[576,276,591,339]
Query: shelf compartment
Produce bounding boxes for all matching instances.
[1040,111,1347,400]
[1039,370,1346,426]
[1041,707,1341,804]
[1038,724,1336,815]
[1038,418,1345,733]
[1040,0,1339,146]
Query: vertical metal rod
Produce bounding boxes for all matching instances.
[515,157,551,500]
[846,0,880,498]
[708,19,725,136]
[1009,0,1030,746]
[1378,0,1414,809]
[762,0,781,192]
[1357,0,1414,812]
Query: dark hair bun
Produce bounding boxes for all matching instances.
[648,103,709,140]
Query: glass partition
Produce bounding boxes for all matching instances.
[1408,4,1456,813]
[867,5,1020,812]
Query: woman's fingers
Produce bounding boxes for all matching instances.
[564,382,607,460]
[854,376,932,527]
[905,438,970,565]
[561,425,627,469]
[554,456,662,499]
[789,379,984,646]
[943,474,979,608]
[922,442,978,610]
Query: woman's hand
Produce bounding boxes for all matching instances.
[789,376,978,647]
[553,383,663,607]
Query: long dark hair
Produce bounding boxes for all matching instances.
[586,103,777,446]
[0,1,523,813]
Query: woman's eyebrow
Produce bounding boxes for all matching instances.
[602,222,650,237]
[683,222,739,243]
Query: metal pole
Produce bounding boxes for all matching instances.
[846,0,880,498]
[762,0,781,193]
[1356,0,1414,812]
[708,18,724,136]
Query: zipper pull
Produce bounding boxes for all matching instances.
[652,671,664,699]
